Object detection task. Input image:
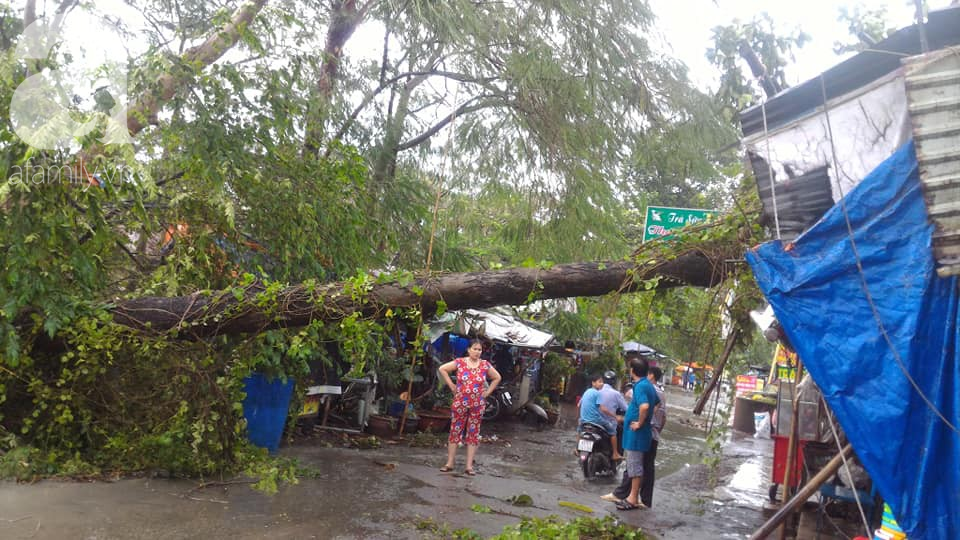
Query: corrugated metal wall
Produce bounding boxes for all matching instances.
[904,48,960,276]
[749,154,833,242]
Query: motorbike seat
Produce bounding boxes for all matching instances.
[580,421,608,434]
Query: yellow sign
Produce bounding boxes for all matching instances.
[299,396,321,417]
[769,344,798,383]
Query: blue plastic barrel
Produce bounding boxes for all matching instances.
[242,373,295,453]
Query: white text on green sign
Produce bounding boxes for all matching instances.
[643,206,717,242]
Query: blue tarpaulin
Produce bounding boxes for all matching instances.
[747,142,960,540]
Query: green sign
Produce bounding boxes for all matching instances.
[642,206,717,243]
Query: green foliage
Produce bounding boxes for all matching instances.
[707,13,810,117]
[508,493,534,507]
[492,516,646,539]
[541,352,576,397]
[584,351,620,379]
[834,4,897,55]
[415,517,483,540]
[542,310,593,343]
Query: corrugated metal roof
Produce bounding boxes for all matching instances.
[904,47,960,277]
[749,154,833,241]
[740,7,960,138]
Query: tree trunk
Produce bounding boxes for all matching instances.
[111,249,733,338]
[304,0,371,153]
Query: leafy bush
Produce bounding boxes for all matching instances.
[541,352,575,396]
[492,516,647,539]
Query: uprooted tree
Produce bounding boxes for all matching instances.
[0,0,761,477]
[112,248,737,338]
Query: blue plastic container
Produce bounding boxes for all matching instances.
[242,373,295,453]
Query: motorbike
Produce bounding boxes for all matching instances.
[483,384,549,427]
[577,421,618,479]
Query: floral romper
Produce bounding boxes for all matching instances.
[448,357,490,446]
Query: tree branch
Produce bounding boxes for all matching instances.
[396,97,500,152]
[23,0,36,29]
[325,69,499,155]
[126,0,269,136]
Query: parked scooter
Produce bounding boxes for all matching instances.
[577,421,618,478]
[483,384,549,426]
[482,385,511,420]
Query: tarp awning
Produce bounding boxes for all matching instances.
[746,142,960,540]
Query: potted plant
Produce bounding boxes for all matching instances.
[536,394,561,426]
[541,352,576,401]
[367,413,397,438]
[431,382,453,417]
[415,408,450,433]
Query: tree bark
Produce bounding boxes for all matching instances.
[111,249,733,338]
[304,0,374,153]
[738,39,780,98]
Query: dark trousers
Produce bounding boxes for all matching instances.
[613,439,658,506]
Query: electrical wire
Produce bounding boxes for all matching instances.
[760,102,782,240]
[818,74,959,435]
[822,395,871,536]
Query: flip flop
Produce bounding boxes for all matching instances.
[464,469,476,476]
[439,465,454,472]
[615,499,640,511]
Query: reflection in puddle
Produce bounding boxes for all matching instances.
[724,457,769,507]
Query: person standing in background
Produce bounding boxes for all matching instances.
[640,366,665,508]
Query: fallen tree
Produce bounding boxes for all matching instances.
[112,248,738,338]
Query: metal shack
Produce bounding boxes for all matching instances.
[740,6,960,539]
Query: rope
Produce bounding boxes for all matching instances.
[822,395,871,536]
[760,101,782,239]
[818,74,959,436]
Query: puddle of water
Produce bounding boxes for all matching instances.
[722,457,770,508]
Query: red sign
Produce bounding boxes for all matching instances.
[735,375,759,396]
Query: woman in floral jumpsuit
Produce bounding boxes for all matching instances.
[438,339,502,475]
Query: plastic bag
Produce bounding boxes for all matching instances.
[754,412,771,439]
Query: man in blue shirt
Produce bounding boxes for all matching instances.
[640,366,666,508]
[613,357,659,511]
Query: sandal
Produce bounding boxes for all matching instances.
[439,465,454,472]
[464,468,476,476]
[615,499,640,511]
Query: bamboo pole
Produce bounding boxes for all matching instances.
[692,327,741,415]
[778,359,804,540]
[750,443,854,540]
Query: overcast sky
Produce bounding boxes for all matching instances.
[651,0,956,90]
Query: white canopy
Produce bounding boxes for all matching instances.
[426,309,555,349]
[621,341,656,355]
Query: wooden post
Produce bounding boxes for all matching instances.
[398,351,419,435]
[750,443,854,540]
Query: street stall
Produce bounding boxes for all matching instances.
[738,9,960,539]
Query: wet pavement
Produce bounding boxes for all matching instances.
[0,385,780,539]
